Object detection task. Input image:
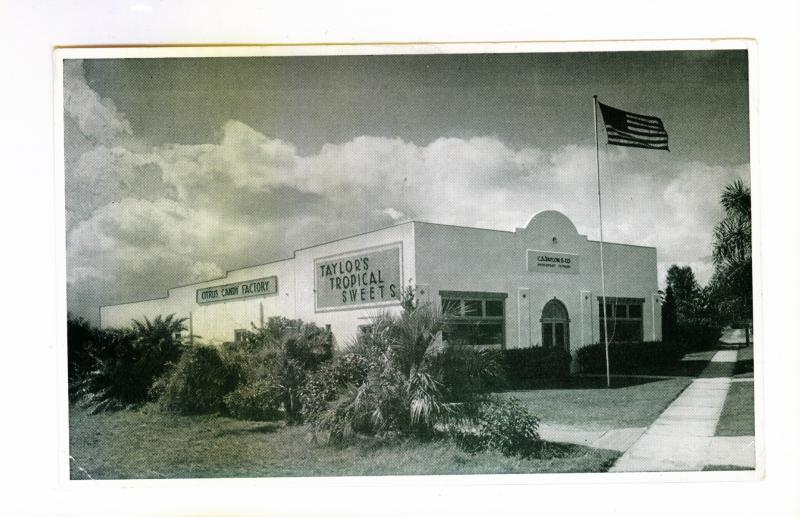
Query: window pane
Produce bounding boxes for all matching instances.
[485,300,504,317]
[477,323,503,346]
[442,298,460,316]
[616,304,628,318]
[629,304,643,318]
[464,300,483,317]
[445,322,476,346]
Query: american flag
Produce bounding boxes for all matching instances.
[598,102,669,151]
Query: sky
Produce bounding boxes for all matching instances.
[64,50,750,323]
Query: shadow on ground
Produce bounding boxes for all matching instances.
[507,375,667,390]
[213,423,282,437]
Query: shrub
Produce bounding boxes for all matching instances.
[675,317,722,351]
[452,397,542,458]
[156,344,238,414]
[576,341,684,374]
[299,353,369,422]
[500,347,572,388]
[71,314,187,412]
[223,380,284,421]
[310,306,504,443]
[219,317,335,422]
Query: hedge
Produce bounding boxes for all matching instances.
[500,347,572,388]
[576,341,683,374]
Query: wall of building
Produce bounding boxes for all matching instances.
[413,211,661,353]
[100,222,415,346]
[100,211,659,352]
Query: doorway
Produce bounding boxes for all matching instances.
[541,298,570,351]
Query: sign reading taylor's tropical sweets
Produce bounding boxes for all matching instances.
[527,250,580,274]
[196,276,278,304]
[315,244,402,310]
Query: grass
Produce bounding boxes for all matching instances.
[69,404,619,479]
[733,345,754,378]
[715,380,755,436]
[502,377,692,430]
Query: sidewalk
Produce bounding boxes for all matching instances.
[610,350,752,472]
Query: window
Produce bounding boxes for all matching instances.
[439,291,507,347]
[597,297,644,343]
[234,329,247,343]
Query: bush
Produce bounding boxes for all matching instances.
[223,380,284,421]
[299,353,369,422]
[310,306,504,443]
[674,317,722,351]
[452,397,542,458]
[71,314,187,411]
[576,341,684,374]
[500,347,572,388]
[219,317,335,422]
[156,344,238,414]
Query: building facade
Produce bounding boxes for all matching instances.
[101,210,662,354]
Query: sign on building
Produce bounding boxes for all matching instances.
[196,276,278,304]
[527,250,580,274]
[315,244,402,311]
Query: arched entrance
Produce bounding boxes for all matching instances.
[541,298,570,351]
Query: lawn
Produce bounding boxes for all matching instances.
[715,380,755,436]
[69,405,619,479]
[502,377,692,430]
[733,345,754,378]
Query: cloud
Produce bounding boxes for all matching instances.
[63,60,133,144]
[65,117,748,322]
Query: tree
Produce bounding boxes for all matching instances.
[710,179,753,326]
[665,265,701,322]
[661,285,678,345]
[663,265,720,350]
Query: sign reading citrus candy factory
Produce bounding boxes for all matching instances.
[315,244,402,311]
[527,250,580,274]
[196,276,278,304]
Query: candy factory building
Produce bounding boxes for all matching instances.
[100,210,662,353]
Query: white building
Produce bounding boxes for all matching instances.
[101,210,661,354]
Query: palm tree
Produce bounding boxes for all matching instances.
[314,304,503,442]
[711,180,752,327]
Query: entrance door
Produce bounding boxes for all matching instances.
[541,298,570,351]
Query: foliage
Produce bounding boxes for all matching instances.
[67,314,104,385]
[220,317,335,422]
[452,397,542,458]
[298,353,370,422]
[662,265,721,350]
[710,179,753,326]
[156,344,239,414]
[223,380,285,421]
[71,314,187,412]
[500,347,572,388]
[576,341,685,374]
[310,305,504,443]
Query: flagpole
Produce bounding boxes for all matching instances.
[593,95,612,388]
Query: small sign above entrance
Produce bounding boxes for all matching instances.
[527,250,580,274]
[196,276,278,304]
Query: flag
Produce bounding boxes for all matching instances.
[598,102,669,151]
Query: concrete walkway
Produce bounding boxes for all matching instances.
[610,350,745,472]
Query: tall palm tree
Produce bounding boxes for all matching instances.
[711,180,752,325]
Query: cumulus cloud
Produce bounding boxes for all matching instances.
[63,60,133,144]
[64,75,748,322]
